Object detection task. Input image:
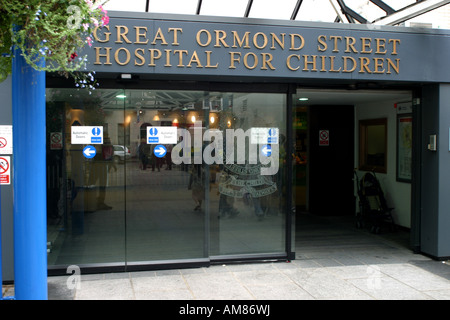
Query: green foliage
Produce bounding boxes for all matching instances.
[0,0,109,89]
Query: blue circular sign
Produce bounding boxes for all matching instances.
[83,145,97,159]
[153,145,167,158]
[261,145,272,157]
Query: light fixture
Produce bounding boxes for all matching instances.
[116,94,126,99]
[153,113,160,121]
[121,74,132,79]
[191,115,196,123]
[210,116,215,124]
[298,97,309,101]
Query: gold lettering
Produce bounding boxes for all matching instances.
[205,51,219,68]
[320,56,327,72]
[261,53,275,70]
[389,39,400,55]
[116,25,132,44]
[361,37,372,54]
[345,37,357,53]
[229,52,241,69]
[187,51,203,68]
[343,56,356,72]
[329,36,342,52]
[114,47,130,65]
[317,35,327,52]
[359,57,372,73]
[197,29,211,47]
[253,32,268,50]
[134,26,148,44]
[94,47,112,65]
[168,27,183,45]
[165,49,172,67]
[303,55,317,71]
[387,58,400,74]
[93,25,110,43]
[152,28,168,45]
[215,30,229,48]
[148,49,161,66]
[243,52,258,69]
[290,34,305,50]
[329,56,341,72]
[270,33,285,50]
[373,58,385,73]
[232,31,250,48]
[375,38,387,54]
[174,50,188,67]
[286,54,300,71]
[134,48,145,66]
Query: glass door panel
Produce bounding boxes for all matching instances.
[207,92,287,257]
[124,89,207,262]
[46,88,126,266]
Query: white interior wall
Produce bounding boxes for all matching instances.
[354,97,412,228]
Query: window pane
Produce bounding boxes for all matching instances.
[103,0,147,12]
[148,0,198,14]
[46,88,126,266]
[201,0,249,17]
[209,92,287,256]
[249,0,298,19]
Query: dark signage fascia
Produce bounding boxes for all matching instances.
[81,11,450,83]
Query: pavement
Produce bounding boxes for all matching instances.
[3,215,450,301]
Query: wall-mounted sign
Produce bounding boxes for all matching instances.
[319,130,329,146]
[0,125,13,154]
[0,156,11,185]
[71,126,103,144]
[251,128,279,144]
[147,126,177,144]
[50,132,63,150]
[85,17,450,83]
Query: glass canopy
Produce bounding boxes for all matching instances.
[103,0,450,28]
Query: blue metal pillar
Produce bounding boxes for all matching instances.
[12,45,47,300]
[0,180,2,296]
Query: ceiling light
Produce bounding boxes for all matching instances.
[298,97,309,101]
[116,94,126,98]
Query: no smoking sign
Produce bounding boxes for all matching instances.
[319,130,329,146]
[50,132,63,150]
[0,156,11,185]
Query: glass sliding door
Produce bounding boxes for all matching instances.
[206,92,287,258]
[46,88,127,267]
[46,85,288,271]
[124,89,208,263]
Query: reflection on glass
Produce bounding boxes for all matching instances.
[209,92,286,256]
[46,88,126,266]
[46,88,287,267]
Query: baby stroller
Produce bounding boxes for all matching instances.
[354,170,395,234]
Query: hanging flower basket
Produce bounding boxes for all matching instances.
[0,0,109,91]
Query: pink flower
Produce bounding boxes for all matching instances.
[98,5,107,14]
[101,15,109,25]
[86,36,93,47]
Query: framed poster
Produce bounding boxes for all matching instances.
[397,113,412,182]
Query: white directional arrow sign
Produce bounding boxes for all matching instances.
[261,145,272,157]
[154,145,167,158]
[83,146,97,159]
